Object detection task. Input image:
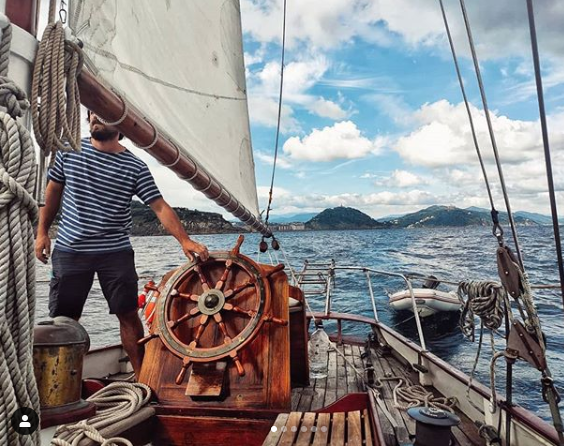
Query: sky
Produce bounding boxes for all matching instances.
[48,0,564,220]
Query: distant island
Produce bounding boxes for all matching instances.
[305,207,388,230]
[130,201,240,235]
[268,205,545,231]
[47,203,549,238]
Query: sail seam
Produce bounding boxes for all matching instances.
[82,43,247,102]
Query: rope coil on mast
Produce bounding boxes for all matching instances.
[0,21,41,446]
[31,0,83,203]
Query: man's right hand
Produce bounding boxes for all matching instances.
[35,234,51,264]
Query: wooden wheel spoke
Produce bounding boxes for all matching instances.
[230,351,245,377]
[213,313,232,343]
[215,260,233,291]
[223,303,256,318]
[190,314,209,346]
[177,292,200,302]
[194,266,211,292]
[223,279,256,300]
[175,356,191,385]
[167,306,202,330]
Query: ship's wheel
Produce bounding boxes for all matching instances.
[141,236,287,386]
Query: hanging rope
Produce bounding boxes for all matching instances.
[31,12,83,161]
[458,280,508,340]
[263,0,287,227]
[51,382,152,446]
[0,23,41,446]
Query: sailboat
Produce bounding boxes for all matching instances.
[2,1,564,445]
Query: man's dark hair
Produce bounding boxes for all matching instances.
[86,110,124,140]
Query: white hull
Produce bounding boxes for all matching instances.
[389,288,461,317]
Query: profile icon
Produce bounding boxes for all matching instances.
[19,415,31,428]
[11,407,39,435]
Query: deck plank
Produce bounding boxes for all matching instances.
[347,410,363,446]
[331,412,345,446]
[312,413,331,446]
[297,387,315,413]
[369,351,411,445]
[336,346,348,400]
[352,345,366,392]
[324,349,338,407]
[263,413,289,446]
[295,412,316,446]
[362,409,374,446]
[279,412,303,446]
[292,387,303,412]
[378,354,417,437]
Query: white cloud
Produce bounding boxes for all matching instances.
[242,0,564,63]
[247,56,350,126]
[393,100,564,168]
[374,170,427,188]
[247,95,301,133]
[283,121,384,162]
[309,98,349,120]
[256,188,440,216]
[255,151,293,169]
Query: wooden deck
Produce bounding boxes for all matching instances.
[291,343,485,446]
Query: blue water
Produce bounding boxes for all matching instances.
[35,226,564,422]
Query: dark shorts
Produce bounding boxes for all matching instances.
[49,249,139,319]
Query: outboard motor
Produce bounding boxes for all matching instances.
[422,275,440,290]
[33,317,95,427]
[408,407,460,446]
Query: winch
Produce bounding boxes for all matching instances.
[408,407,461,446]
[33,317,95,427]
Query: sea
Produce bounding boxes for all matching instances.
[35,226,564,422]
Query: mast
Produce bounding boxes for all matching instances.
[77,70,272,237]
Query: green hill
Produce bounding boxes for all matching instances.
[305,207,387,230]
[389,205,539,228]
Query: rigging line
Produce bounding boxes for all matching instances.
[264,0,288,226]
[438,0,495,210]
[526,0,564,309]
[458,0,525,268]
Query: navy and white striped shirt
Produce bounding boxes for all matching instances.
[48,138,162,253]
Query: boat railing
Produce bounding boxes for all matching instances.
[316,265,429,352]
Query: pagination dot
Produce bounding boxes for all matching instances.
[321,426,328,433]
[271,426,278,433]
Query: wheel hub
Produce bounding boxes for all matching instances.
[198,289,225,315]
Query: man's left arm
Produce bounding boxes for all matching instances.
[149,198,209,261]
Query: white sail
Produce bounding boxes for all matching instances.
[69,0,260,216]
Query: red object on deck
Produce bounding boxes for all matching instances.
[82,379,105,399]
[138,293,147,308]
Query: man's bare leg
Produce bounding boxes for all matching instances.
[117,309,145,377]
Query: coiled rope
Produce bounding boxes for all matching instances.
[31,11,82,161]
[458,280,508,341]
[373,376,456,413]
[0,23,41,446]
[51,382,152,446]
[332,344,457,415]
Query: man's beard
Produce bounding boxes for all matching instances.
[91,128,119,142]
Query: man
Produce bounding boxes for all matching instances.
[35,111,209,377]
